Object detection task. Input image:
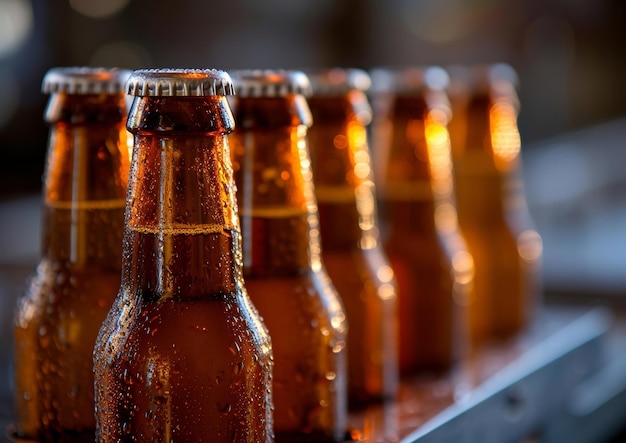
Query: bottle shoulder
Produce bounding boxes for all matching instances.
[94,290,271,363]
[14,259,121,328]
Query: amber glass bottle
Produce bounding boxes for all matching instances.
[13,67,131,441]
[305,68,398,407]
[370,66,474,375]
[446,63,543,345]
[93,69,273,443]
[229,69,348,443]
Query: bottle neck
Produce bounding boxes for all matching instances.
[231,96,320,277]
[375,94,437,204]
[122,95,240,301]
[307,95,381,251]
[41,93,129,266]
[374,92,461,236]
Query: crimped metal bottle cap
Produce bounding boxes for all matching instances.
[370,66,449,94]
[229,70,312,98]
[447,63,519,92]
[126,69,234,97]
[487,63,518,87]
[446,63,519,109]
[42,67,131,95]
[305,68,371,96]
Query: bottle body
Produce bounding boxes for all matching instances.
[371,81,473,374]
[230,88,348,442]
[447,66,543,344]
[14,89,129,441]
[307,88,398,406]
[93,85,273,443]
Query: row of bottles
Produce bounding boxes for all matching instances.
[12,64,542,442]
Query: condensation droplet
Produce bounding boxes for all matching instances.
[233,361,244,375]
[217,402,232,414]
[215,371,224,385]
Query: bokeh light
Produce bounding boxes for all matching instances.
[0,0,33,58]
[69,0,130,18]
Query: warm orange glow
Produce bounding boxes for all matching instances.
[333,134,348,149]
[355,182,375,232]
[295,126,325,271]
[353,147,372,181]
[424,113,454,198]
[121,126,132,185]
[452,250,475,286]
[489,99,521,171]
[377,283,395,301]
[405,118,423,145]
[376,264,394,283]
[347,120,368,148]
[434,202,458,234]
[354,163,369,180]
[347,118,380,249]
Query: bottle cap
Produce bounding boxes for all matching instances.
[370,66,449,94]
[305,68,371,96]
[126,69,234,97]
[448,63,519,108]
[447,63,519,93]
[483,63,519,106]
[42,67,132,95]
[229,70,312,98]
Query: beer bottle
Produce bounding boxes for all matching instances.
[305,68,398,406]
[446,63,543,345]
[93,69,273,442]
[229,69,348,442]
[370,66,474,375]
[13,67,131,441]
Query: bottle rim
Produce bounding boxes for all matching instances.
[445,63,519,90]
[126,68,235,97]
[41,67,132,95]
[305,68,371,96]
[445,63,520,109]
[369,66,450,94]
[228,69,312,98]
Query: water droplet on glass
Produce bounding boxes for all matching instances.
[215,371,224,385]
[217,402,232,414]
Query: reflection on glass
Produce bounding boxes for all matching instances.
[446,63,543,345]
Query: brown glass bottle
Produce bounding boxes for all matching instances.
[370,66,474,375]
[446,63,543,345]
[305,68,398,407]
[92,69,273,443]
[13,67,131,441]
[229,70,348,442]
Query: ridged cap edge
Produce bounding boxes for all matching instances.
[229,70,312,98]
[305,68,371,96]
[370,66,450,94]
[42,67,132,95]
[446,63,519,92]
[126,69,235,97]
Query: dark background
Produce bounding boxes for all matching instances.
[0,0,625,199]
